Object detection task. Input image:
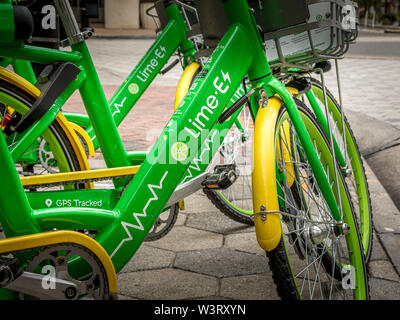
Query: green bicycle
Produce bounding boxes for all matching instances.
[5,1,371,262]
[176,0,373,263]
[0,0,369,299]
[1,0,260,240]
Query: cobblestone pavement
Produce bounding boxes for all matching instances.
[60,37,400,299]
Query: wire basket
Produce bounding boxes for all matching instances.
[148,0,358,73]
[262,0,359,71]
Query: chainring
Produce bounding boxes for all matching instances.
[21,243,110,300]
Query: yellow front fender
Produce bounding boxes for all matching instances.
[252,87,300,251]
[174,62,201,111]
[174,62,201,210]
[252,96,283,251]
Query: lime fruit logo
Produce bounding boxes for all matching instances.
[128,83,139,95]
[171,142,188,162]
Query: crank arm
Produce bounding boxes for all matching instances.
[5,271,80,300]
[164,173,207,209]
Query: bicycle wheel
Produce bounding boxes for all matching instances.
[0,77,85,194]
[302,78,372,262]
[255,99,369,300]
[204,102,254,225]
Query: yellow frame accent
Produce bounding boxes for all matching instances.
[55,113,94,189]
[0,231,118,294]
[20,165,140,187]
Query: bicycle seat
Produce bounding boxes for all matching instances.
[13,5,34,41]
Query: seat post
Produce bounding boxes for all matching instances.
[53,0,85,46]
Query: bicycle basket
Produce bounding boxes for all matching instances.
[249,0,310,32]
[261,0,359,70]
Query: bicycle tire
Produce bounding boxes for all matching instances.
[0,78,85,195]
[259,99,369,300]
[203,105,254,226]
[305,78,373,262]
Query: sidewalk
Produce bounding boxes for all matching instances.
[91,25,157,40]
[359,25,400,33]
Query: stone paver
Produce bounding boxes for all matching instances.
[120,245,175,273]
[370,232,390,261]
[367,145,400,210]
[185,210,254,235]
[175,212,187,226]
[368,175,400,234]
[117,269,218,300]
[182,193,219,214]
[224,232,265,256]
[146,225,223,252]
[174,248,269,278]
[62,85,177,152]
[368,260,400,282]
[86,38,182,88]
[379,233,400,275]
[345,110,400,157]
[324,58,400,130]
[220,274,279,300]
[369,278,400,300]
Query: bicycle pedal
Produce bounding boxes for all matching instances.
[0,256,22,288]
[202,164,238,190]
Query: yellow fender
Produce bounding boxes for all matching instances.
[252,88,299,252]
[174,62,201,210]
[252,96,283,251]
[0,231,118,295]
[0,66,94,188]
[68,121,95,158]
[174,62,201,111]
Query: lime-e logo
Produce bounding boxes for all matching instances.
[171,142,189,162]
[128,83,139,95]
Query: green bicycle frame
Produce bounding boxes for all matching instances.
[0,0,343,276]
